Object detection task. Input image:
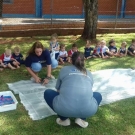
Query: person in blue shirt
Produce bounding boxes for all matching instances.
[84,40,94,59]
[12,46,24,68]
[25,41,58,85]
[44,52,102,128]
[127,39,135,56]
[108,39,118,57]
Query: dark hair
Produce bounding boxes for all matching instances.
[72,43,77,48]
[27,41,44,56]
[109,39,115,45]
[72,52,86,74]
[132,39,135,43]
[60,44,65,49]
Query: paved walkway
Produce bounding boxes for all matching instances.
[0,18,135,25]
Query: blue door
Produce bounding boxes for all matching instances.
[35,0,42,18]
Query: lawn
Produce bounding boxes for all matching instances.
[0,33,135,135]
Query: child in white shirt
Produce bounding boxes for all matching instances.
[100,40,110,59]
[50,33,60,60]
[58,44,68,64]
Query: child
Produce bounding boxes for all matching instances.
[117,41,127,57]
[100,40,110,59]
[92,39,101,58]
[84,40,94,59]
[0,49,16,70]
[127,39,135,56]
[50,33,60,60]
[12,46,24,68]
[68,43,78,63]
[108,39,118,56]
[58,44,68,64]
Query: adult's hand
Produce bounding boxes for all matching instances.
[35,76,41,83]
[42,78,49,85]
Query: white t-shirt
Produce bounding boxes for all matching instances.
[101,46,109,53]
[59,51,68,57]
[4,53,12,61]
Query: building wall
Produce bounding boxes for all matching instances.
[2,0,135,18]
[98,0,122,15]
[125,0,135,15]
[3,0,35,14]
[42,0,83,18]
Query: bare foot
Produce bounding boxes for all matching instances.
[0,68,3,71]
[17,66,20,68]
[3,65,7,68]
[11,67,16,70]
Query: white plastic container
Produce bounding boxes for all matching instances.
[0,91,18,112]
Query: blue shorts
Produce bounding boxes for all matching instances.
[128,48,134,53]
[84,55,92,58]
[3,61,15,67]
[59,57,67,62]
[99,52,109,57]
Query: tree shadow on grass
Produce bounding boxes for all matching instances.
[0,97,135,135]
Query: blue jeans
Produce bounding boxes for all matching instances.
[44,89,102,120]
[31,60,58,72]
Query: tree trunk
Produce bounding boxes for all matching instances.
[0,0,3,18]
[82,0,98,40]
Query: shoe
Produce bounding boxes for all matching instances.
[56,118,70,126]
[75,118,88,128]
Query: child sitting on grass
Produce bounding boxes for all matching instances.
[68,43,78,63]
[107,39,119,57]
[100,39,110,59]
[0,49,16,70]
[127,39,135,56]
[12,46,24,68]
[92,39,101,58]
[58,44,68,64]
[117,41,127,57]
[84,40,94,59]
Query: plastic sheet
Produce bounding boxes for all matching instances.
[7,69,135,120]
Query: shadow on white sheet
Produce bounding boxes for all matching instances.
[7,68,135,120]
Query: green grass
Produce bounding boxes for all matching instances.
[0,34,135,135]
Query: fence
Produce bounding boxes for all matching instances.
[0,0,135,32]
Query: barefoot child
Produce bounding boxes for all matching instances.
[117,41,127,57]
[100,40,110,59]
[108,39,118,57]
[127,39,135,56]
[12,46,24,68]
[58,44,68,64]
[0,49,16,70]
[67,43,78,63]
[84,40,94,59]
[92,40,101,58]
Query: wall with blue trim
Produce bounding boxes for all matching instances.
[2,0,134,19]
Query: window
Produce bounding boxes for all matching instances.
[3,0,13,4]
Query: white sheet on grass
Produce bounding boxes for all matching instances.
[7,68,135,120]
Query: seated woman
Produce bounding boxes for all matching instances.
[25,41,58,84]
[44,52,102,128]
